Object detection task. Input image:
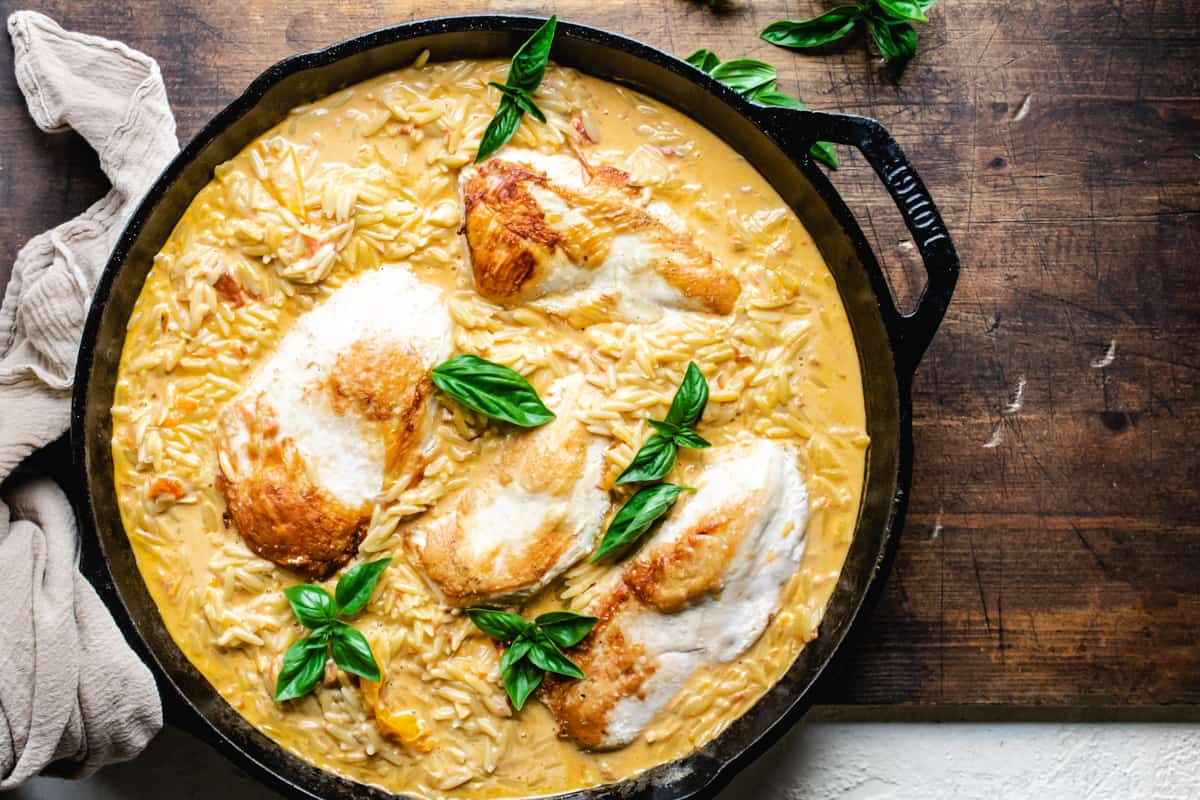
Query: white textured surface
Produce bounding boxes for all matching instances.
[732,722,1200,799]
[12,721,1200,798]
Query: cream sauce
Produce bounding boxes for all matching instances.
[110,57,868,799]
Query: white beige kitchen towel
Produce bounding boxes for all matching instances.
[0,10,176,787]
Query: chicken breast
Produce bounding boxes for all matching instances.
[405,375,611,605]
[542,440,808,749]
[460,148,740,322]
[215,266,452,580]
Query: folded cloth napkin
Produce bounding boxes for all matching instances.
[0,10,178,786]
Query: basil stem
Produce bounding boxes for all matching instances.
[431,354,555,428]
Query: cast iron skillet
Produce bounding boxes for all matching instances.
[71,14,958,800]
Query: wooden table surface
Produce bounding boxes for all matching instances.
[2,0,1197,710]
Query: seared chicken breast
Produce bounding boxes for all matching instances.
[460,149,740,321]
[406,375,611,605]
[542,440,808,748]
[215,266,451,579]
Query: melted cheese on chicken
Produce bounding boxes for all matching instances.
[405,375,610,604]
[215,266,451,579]
[543,440,808,748]
[460,148,740,322]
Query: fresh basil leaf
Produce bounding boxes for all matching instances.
[867,16,918,62]
[616,432,677,485]
[503,656,544,710]
[488,82,547,124]
[535,611,598,649]
[507,16,557,93]
[890,22,919,60]
[685,48,721,73]
[760,6,861,49]
[808,140,840,170]
[283,584,337,629]
[865,16,900,60]
[500,636,533,674]
[333,558,391,618]
[476,94,524,163]
[432,354,555,427]
[527,635,585,679]
[748,86,806,109]
[699,54,837,171]
[591,483,692,562]
[466,607,530,641]
[328,622,380,682]
[477,18,556,162]
[672,427,712,449]
[617,432,679,484]
[743,88,840,169]
[274,634,328,702]
[875,0,928,23]
[664,362,710,429]
[708,59,777,96]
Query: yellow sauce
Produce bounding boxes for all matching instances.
[110,58,867,798]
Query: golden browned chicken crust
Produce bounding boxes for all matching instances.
[215,401,368,580]
[542,488,762,747]
[326,339,432,479]
[461,160,562,303]
[623,498,753,612]
[461,156,740,314]
[405,410,600,605]
[540,583,653,749]
[216,337,436,580]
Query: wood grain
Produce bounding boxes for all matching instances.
[2,0,1197,708]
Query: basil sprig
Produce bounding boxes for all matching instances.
[466,608,597,710]
[275,558,391,702]
[591,483,693,563]
[685,51,838,170]
[760,1,937,81]
[476,16,557,162]
[617,362,711,484]
[431,354,555,428]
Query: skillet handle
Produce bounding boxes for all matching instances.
[761,108,959,376]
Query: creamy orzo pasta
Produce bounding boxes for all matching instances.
[111,54,867,798]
